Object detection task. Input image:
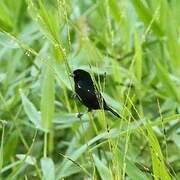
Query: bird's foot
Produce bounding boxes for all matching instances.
[77,112,83,118]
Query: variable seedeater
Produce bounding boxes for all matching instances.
[72,69,120,118]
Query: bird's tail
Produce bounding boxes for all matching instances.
[105,106,121,118]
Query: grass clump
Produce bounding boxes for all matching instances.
[0,0,180,179]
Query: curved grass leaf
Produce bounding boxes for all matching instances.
[20,89,44,131]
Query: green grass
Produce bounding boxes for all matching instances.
[0,0,180,179]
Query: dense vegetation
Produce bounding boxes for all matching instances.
[0,0,180,179]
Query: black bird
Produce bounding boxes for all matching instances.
[72,69,120,118]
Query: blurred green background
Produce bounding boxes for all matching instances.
[0,0,180,179]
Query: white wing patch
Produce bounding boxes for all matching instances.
[78,83,91,93]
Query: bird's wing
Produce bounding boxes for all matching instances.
[77,81,97,98]
[76,81,101,109]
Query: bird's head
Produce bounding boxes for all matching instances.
[73,69,92,82]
